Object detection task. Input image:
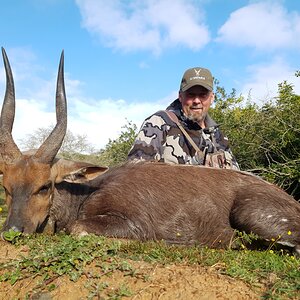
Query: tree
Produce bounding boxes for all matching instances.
[19,126,95,160]
[210,78,300,200]
[96,120,137,166]
[254,81,300,198]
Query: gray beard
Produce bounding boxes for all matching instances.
[186,111,207,124]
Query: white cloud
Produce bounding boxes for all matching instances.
[13,98,54,136]
[240,57,300,103]
[216,1,300,50]
[9,96,166,150]
[68,97,166,148]
[75,0,210,54]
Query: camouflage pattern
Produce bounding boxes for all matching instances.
[128,99,239,170]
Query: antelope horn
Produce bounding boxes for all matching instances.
[0,47,22,162]
[34,51,67,164]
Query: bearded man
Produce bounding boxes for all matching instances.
[128,67,239,169]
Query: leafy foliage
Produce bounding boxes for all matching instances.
[1,228,22,242]
[96,120,137,166]
[211,78,300,199]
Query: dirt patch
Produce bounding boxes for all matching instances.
[0,241,261,299]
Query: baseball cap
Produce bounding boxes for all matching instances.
[180,67,213,92]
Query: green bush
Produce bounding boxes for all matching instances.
[211,78,300,200]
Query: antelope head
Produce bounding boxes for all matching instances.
[0,48,68,234]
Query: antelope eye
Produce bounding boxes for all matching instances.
[38,183,51,194]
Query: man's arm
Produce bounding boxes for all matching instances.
[127,113,169,162]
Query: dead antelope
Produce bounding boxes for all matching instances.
[0,48,300,255]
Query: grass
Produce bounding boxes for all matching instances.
[0,233,299,299]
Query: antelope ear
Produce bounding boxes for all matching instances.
[52,158,109,183]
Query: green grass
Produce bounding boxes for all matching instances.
[0,234,299,299]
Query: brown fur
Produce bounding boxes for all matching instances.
[1,159,300,253]
[63,162,299,252]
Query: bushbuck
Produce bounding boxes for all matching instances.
[0,48,300,254]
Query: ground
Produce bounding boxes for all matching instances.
[0,241,262,300]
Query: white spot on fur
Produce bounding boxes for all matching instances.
[78,231,89,237]
[277,240,295,247]
[267,215,273,218]
[281,218,288,222]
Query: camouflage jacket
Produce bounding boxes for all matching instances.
[128,99,239,169]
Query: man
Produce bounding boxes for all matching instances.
[128,67,239,169]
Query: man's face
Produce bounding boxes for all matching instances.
[179,85,214,126]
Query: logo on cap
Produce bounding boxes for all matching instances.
[194,68,202,76]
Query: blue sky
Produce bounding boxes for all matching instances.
[0,0,299,149]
